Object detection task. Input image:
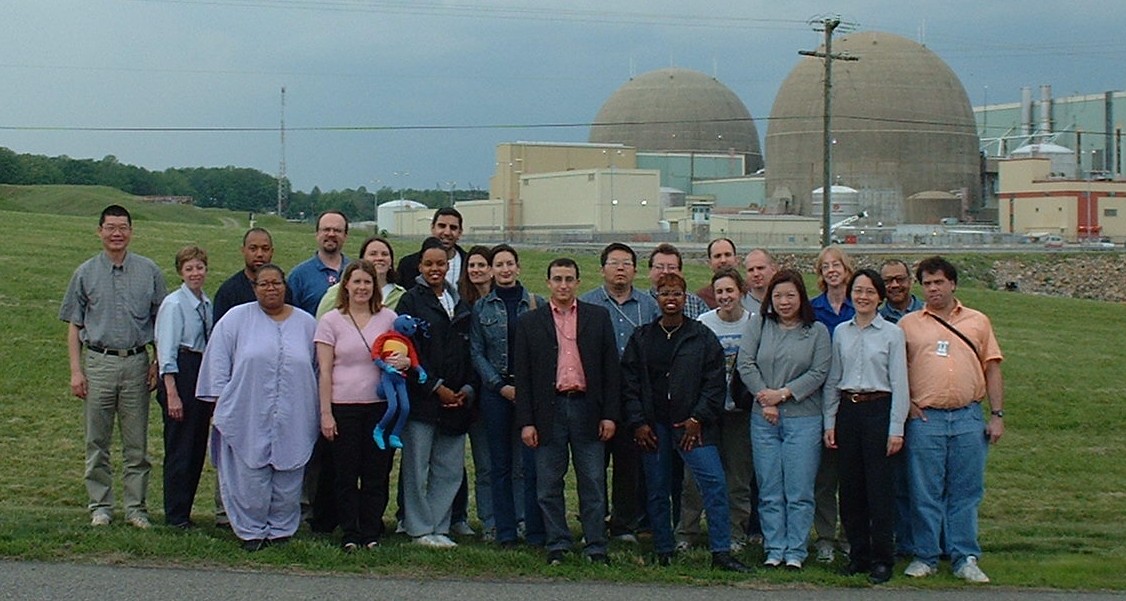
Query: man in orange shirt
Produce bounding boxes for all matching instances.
[898,256,1004,584]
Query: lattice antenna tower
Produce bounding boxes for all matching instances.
[277,86,288,217]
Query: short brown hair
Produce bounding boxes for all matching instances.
[174,245,208,273]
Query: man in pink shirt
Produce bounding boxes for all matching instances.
[515,257,620,566]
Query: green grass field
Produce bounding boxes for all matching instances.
[0,187,1123,589]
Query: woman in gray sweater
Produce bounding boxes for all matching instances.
[737,269,831,570]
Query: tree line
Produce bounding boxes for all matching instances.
[0,146,486,221]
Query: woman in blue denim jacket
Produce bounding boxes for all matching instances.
[469,244,547,548]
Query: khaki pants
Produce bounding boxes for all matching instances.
[83,351,151,518]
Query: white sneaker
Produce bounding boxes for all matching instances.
[414,534,455,548]
[905,559,937,578]
[763,557,782,568]
[675,540,692,552]
[954,556,990,583]
[785,559,803,570]
[90,513,111,527]
[451,521,476,536]
[815,539,835,562]
[431,534,458,548]
[128,515,152,530]
[612,532,639,544]
[729,539,745,553]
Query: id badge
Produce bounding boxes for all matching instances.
[936,340,950,357]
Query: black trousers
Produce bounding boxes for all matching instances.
[156,349,213,526]
[330,403,395,545]
[606,424,645,534]
[837,397,896,567]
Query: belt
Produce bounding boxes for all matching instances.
[556,389,586,398]
[840,390,892,403]
[86,344,147,358]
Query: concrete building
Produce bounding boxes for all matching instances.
[488,141,638,233]
[975,87,1124,218]
[998,156,1126,242]
[766,31,981,224]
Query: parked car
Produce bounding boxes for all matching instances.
[1044,235,1065,249]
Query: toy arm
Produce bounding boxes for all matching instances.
[374,356,402,375]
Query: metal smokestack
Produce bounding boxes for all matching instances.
[1020,86,1032,138]
[1039,84,1052,141]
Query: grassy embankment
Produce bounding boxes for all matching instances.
[0,185,1122,589]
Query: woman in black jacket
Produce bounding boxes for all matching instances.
[395,238,476,548]
[621,272,750,573]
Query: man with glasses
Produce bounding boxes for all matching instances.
[879,259,924,324]
[580,243,659,544]
[877,258,925,560]
[288,210,350,532]
[288,210,350,316]
[647,243,708,319]
[60,204,167,529]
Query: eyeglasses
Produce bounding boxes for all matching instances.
[883,275,910,284]
[605,260,634,268]
[318,227,346,235]
[255,280,284,289]
[651,264,679,273]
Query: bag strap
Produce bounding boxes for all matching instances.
[927,312,980,360]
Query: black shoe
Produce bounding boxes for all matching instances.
[712,551,753,573]
[546,549,566,566]
[843,559,870,576]
[269,536,291,546]
[869,563,893,584]
[497,540,518,550]
[656,552,675,567]
[168,520,194,530]
[241,538,267,552]
[586,553,610,565]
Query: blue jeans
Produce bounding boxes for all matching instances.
[535,395,607,556]
[906,404,987,571]
[482,389,545,544]
[751,412,822,564]
[641,422,732,554]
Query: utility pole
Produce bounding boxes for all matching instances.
[799,17,858,247]
[277,86,288,218]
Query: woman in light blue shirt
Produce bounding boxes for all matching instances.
[154,245,212,528]
[822,268,909,584]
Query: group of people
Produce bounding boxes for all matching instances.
[61,204,1005,584]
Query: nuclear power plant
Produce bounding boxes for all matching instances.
[380,29,1125,245]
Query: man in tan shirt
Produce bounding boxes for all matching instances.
[898,256,1004,584]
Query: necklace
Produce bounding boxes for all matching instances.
[659,321,683,340]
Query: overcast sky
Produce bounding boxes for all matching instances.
[3,1,1123,194]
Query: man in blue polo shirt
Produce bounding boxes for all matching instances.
[879,259,924,324]
[289,210,350,532]
[288,210,350,315]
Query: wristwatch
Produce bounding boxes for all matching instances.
[990,409,1004,418]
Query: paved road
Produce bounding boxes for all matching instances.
[3,561,1122,601]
